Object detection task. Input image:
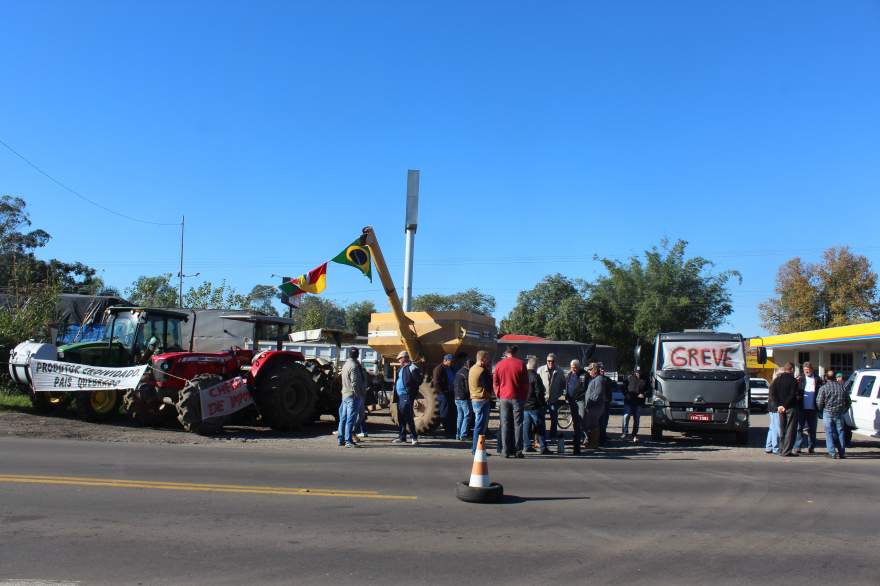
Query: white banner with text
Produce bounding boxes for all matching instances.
[30,359,148,392]
[661,341,745,371]
[198,376,254,420]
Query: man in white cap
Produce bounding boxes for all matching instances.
[392,350,421,445]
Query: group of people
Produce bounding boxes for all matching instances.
[339,344,648,456]
[766,361,851,459]
[430,345,647,457]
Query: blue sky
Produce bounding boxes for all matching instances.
[2,0,878,337]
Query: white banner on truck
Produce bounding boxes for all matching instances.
[198,376,254,421]
[661,341,744,371]
[30,359,148,392]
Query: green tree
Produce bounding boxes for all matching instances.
[411,288,496,315]
[760,247,879,333]
[344,300,376,335]
[586,239,740,372]
[0,195,99,295]
[500,274,590,341]
[244,284,279,316]
[184,279,250,309]
[291,296,346,331]
[126,274,179,307]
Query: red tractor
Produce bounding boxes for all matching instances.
[127,313,320,434]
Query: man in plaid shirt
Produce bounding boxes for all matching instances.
[816,371,851,459]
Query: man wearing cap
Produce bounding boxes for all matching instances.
[339,347,365,448]
[538,353,566,438]
[433,354,457,437]
[493,345,530,458]
[583,363,606,449]
[392,351,421,445]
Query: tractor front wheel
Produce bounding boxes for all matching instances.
[75,389,122,422]
[29,389,71,415]
[176,374,227,435]
[123,382,162,427]
[253,360,317,431]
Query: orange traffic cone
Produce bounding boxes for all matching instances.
[469,434,490,488]
[456,434,503,503]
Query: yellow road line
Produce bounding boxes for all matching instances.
[0,474,381,494]
[0,474,417,501]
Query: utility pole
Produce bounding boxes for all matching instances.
[178,216,185,307]
[402,170,420,311]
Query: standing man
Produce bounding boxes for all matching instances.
[597,363,613,445]
[523,357,550,455]
[765,372,781,454]
[454,358,475,441]
[392,350,421,446]
[493,345,530,459]
[339,347,365,448]
[622,370,645,443]
[816,370,851,459]
[538,353,565,438]
[469,350,493,455]
[769,362,801,457]
[795,361,821,454]
[564,359,587,455]
[432,354,457,437]
[584,363,606,449]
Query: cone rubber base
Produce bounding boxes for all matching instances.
[456,481,504,503]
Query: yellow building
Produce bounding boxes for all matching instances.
[749,321,880,380]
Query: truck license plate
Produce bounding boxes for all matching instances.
[688,412,711,422]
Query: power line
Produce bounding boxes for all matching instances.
[0,137,179,227]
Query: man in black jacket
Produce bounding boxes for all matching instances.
[769,362,802,457]
[523,357,550,454]
[453,359,474,441]
[564,360,588,455]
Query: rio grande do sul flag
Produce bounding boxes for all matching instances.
[280,262,327,296]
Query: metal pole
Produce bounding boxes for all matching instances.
[178,215,184,307]
[402,170,419,311]
[402,229,415,311]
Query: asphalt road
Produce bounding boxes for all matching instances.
[0,430,878,586]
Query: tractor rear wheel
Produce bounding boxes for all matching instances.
[123,382,162,427]
[390,381,442,435]
[254,360,317,431]
[75,389,122,422]
[176,373,227,435]
[29,388,71,414]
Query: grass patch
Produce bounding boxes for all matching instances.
[0,389,32,411]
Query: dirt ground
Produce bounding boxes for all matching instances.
[3,405,879,461]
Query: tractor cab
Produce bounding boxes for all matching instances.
[59,307,189,367]
[218,313,297,353]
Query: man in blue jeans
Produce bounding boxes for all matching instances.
[816,370,851,459]
[522,357,550,454]
[453,358,475,440]
[392,350,421,446]
[469,350,492,454]
[338,347,365,448]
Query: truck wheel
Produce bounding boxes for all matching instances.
[176,373,226,435]
[413,382,442,435]
[650,418,663,441]
[304,359,340,421]
[29,389,71,414]
[735,429,749,445]
[75,389,122,422]
[123,382,162,427]
[254,360,317,431]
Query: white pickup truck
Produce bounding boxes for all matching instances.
[749,377,770,411]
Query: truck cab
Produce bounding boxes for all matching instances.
[650,331,750,444]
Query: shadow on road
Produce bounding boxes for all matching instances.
[499,495,590,504]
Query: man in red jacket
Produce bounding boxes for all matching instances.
[493,345,530,458]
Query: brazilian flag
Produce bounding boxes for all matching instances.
[331,237,372,282]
